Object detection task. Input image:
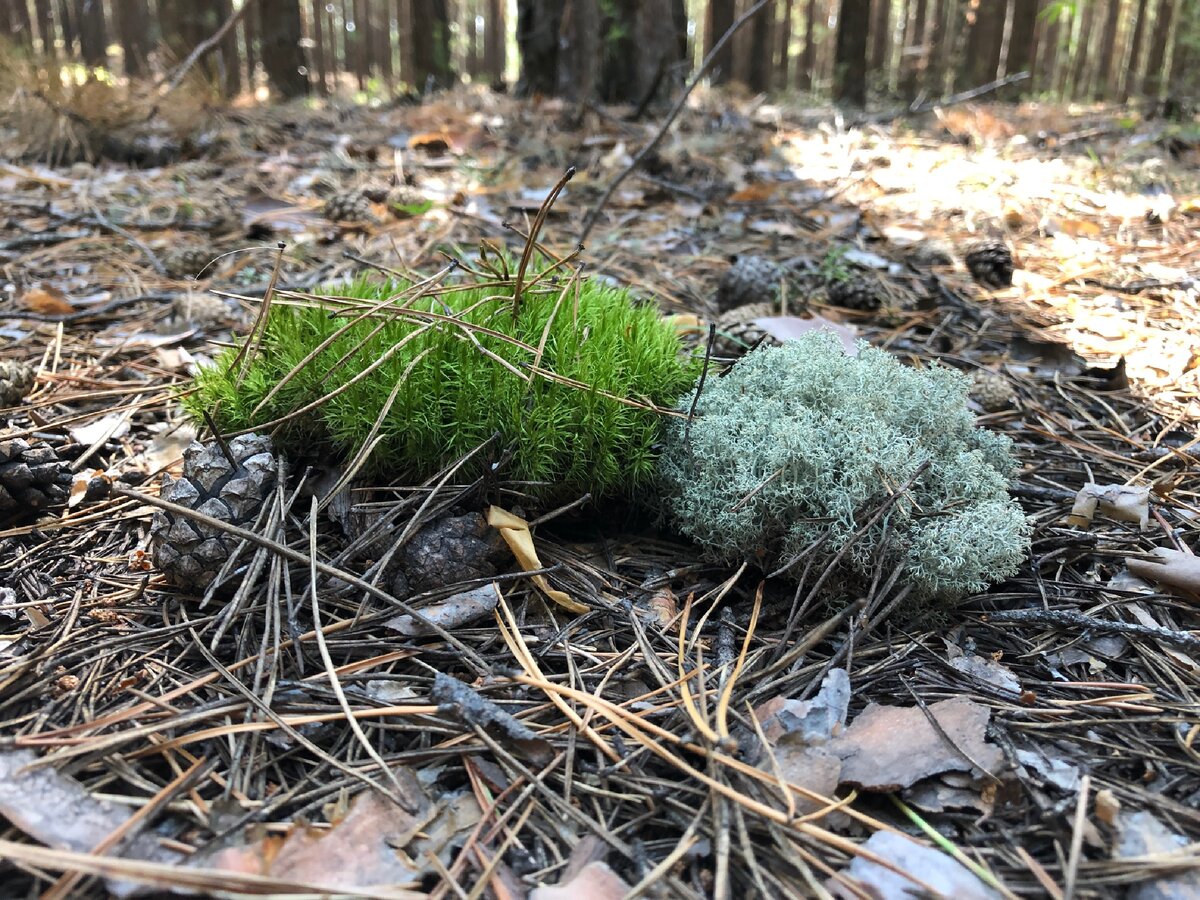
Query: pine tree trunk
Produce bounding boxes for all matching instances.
[799,0,818,89]
[834,0,871,106]
[1166,0,1198,111]
[1119,0,1151,100]
[375,0,394,84]
[779,0,795,85]
[561,0,599,101]
[1006,0,1039,96]
[515,0,561,95]
[309,0,329,93]
[412,0,454,89]
[113,0,151,76]
[1095,0,1122,99]
[960,0,1005,88]
[485,0,505,84]
[1142,0,1173,99]
[706,0,735,84]
[748,0,776,92]
[218,0,243,97]
[466,0,480,79]
[33,0,57,57]
[1066,0,1095,99]
[260,0,309,96]
[869,0,891,76]
[57,0,76,56]
[397,0,415,86]
[2,0,34,46]
[900,0,928,98]
[925,0,953,95]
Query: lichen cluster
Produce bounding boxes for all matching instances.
[657,333,1029,605]
[187,275,699,500]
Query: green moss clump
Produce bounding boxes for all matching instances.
[657,333,1029,606]
[186,275,699,499]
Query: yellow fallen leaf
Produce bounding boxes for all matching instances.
[487,506,588,614]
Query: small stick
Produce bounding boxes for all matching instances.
[158,1,255,95]
[512,166,575,319]
[982,608,1200,654]
[200,409,238,469]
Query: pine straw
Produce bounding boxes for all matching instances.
[1,97,1198,898]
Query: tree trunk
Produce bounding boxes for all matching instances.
[56,0,75,56]
[397,0,414,86]
[466,0,480,79]
[925,0,954,95]
[1095,0,1122,99]
[375,0,394,84]
[1166,0,1198,110]
[834,0,871,106]
[1142,0,1174,99]
[412,0,454,90]
[900,0,928,98]
[113,0,151,76]
[1005,0,1039,96]
[33,0,57,57]
[798,0,818,88]
[260,0,309,96]
[484,0,504,83]
[869,0,891,76]
[74,0,106,66]
[560,0,599,101]
[515,0,561,94]
[778,0,795,85]
[706,0,735,84]
[748,0,776,92]
[308,0,329,93]
[2,0,34,46]
[1119,0,1151,100]
[1066,0,1095,98]
[960,0,1006,88]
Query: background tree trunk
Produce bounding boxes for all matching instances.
[485,0,505,84]
[113,0,152,76]
[1166,0,1199,110]
[747,0,775,92]
[1067,0,1095,98]
[33,0,58,57]
[1119,0,1151,100]
[869,0,891,78]
[834,0,871,106]
[412,0,453,89]
[560,0,599,101]
[260,0,309,97]
[778,0,795,85]
[900,0,929,98]
[515,0,561,94]
[74,0,107,66]
[1006,0,1039,96]
[1095,0,1122,98]
[799,0,818,89]
[960,0,1006,88]
[705,0,735,84]
[1142,0,1174,99]
[2,0,34,46]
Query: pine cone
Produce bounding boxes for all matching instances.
[322,190,375,224]
[970,371,1016,412]
[716,256,782,312]
[150,434,277,590]
[0,439,72,521]
[0,360,35,407]
[163,245,215,280]
[714,300,779,356]
[827,274,882,311]
[965,240,1014,288]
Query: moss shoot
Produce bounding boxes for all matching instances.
[187,274,700,500]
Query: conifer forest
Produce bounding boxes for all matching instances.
[0,0,1198,897]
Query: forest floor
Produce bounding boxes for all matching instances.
[1,85,1199,898]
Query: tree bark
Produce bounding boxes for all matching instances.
[515,0,561,95]
[778,0,795,85]
[485,0,505,84]
[798,0,818,88]
[834,0,871,106]
[112,0,152,76]
[308,0,329,93]
[706,0,735,84]
[1119,0,1151,100]
[1067,0,1095,98]
[1166,0,1199,110]
[748,0,776,92]
[56,0,75,55]
[1006,0,1039,96]
[1095,0,1123,99]
[33,0,57,57]
[869,0,891,76]
[375,0,394,84]
[560,0,599,101]
[960,0,1006,88]
[2,0,34,46]
[1142,0,1174,99]
[900,0,929,98]
[412,0,454,90]
[260,0,309,96]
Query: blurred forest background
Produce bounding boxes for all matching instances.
[1,0,1198,113]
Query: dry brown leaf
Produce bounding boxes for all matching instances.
[21,285,73,315]
[728,181,783,203]
[530,861,631,900]
[1126,548,1200,600]
[829,696,1004,791]
[1068,483,1149,530]
[487,505,588,614]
